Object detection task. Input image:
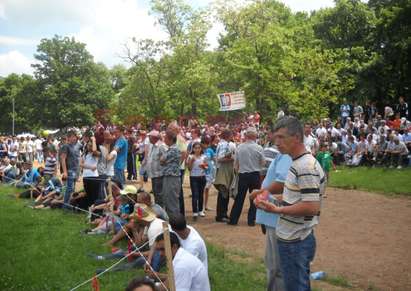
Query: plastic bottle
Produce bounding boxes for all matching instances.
[310,271,326,280]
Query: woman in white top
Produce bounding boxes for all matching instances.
[95,130,117,201]
[187,142,208,219]
[81,136,100,208]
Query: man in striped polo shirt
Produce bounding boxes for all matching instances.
[256,116,325,291]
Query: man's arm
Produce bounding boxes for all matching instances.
[60,152,67,179]
[257,200,320,216]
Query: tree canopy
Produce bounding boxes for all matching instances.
[0,0,410,133]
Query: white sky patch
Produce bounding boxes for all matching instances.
[0,0,336,75]
[0,35,38,46]
[0,50,34,76]
[69,0,167,67]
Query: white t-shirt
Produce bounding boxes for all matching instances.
[189,155,206,177]
[176,226,208,270]
[9,142,18,157]
[98,145,117,176]
[304,134,318,154]
[35,139,43,151]
[82,153,99,177]
[315,127,327,138]
[173,247,210,291]
[27,140,34,153]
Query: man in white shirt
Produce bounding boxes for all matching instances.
[148,232,210,291]
[303,123,318,156]
[169,214,208,270]
[34,138,44,163]
[27,137,34,162]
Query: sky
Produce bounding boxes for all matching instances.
[0,0,335,77]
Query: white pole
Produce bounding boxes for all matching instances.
[12,97,15,136]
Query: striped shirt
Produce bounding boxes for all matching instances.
[44,156,57,175]
[276,153,326,242]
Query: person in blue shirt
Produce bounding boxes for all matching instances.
[16,161,40,188]
[201,135,216,211]
[250,145,292,291]
[113,126,128,186]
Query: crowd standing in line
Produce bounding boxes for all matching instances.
[0,96,410,291]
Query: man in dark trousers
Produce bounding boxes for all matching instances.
[228,127,264,226]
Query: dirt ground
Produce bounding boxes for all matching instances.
[176,182,411,291]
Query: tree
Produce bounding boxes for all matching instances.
[0,74,40,134]
[32,35,114,128]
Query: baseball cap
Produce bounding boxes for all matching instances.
[120,185,138,195]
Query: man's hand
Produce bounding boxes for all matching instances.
[62,172,67,180]
[144,263,156,278]
[255,199,281,214]
[250,189,264,200]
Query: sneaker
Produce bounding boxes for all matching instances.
[193,213,199,221]
[199,211,206,217]
[397,165,402,169]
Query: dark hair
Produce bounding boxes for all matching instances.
[220,129,232,140]
[165,130,177,144]
[155,231,180,247]
[190,142,203,154]
[273,116,304,142]
[125,277,155,291]
[169,214,187,231]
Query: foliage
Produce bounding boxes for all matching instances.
[0,0,410,128]
[0,74,40,134]
[33,35,114,128]
[329,166,411,196]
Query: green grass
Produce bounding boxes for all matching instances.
[0,185,265,291]
[329,166,411,196]
[323,274,353,288]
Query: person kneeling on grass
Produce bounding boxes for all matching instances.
[92,203,166,274]
[145,232,210,291]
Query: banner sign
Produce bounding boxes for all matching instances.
[217,91,246,111]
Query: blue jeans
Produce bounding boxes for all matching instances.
[277,232,316,291]
[114,168,125,186]
[63,170,76,209]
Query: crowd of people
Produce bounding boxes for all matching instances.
[0,96,410,291]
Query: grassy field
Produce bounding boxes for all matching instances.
[0,185,265,291]
[329,166,411,196]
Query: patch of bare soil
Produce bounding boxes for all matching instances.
[181,184,411,291]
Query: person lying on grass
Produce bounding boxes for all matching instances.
[33,177,63,209]
[93,203,167,274]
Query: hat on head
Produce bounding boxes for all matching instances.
[120,185,137,195]
[148,130,160,137]
[131,203,156,222]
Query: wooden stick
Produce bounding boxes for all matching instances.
[163,222,176,291]
[107,178,116,234]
